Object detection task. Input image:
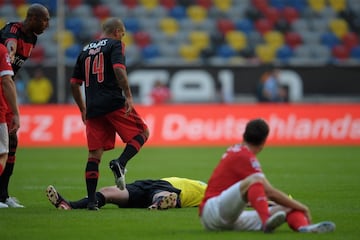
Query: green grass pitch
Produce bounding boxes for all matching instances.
[1,146,359,240]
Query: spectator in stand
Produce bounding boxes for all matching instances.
[149,80,172,105]
[27,68,53,104]
[256,68,287,103]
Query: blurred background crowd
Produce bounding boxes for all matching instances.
[2,0,360,66]
[1,0,360,104]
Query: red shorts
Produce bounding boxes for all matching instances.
[86,107,148,151]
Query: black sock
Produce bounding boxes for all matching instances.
[70,197,89,209]
[117,134,146,167]
[118,144,137,167]
[69,192,106,209]
[0,162,14,202]
[96,192,106,208]
[85,158,100,203]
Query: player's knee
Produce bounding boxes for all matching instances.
[143,128,150,140]
[247,173,265,185]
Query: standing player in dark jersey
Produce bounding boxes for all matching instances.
[70,18,149,210]
[0,3,50,208]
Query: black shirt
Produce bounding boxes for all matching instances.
[71,38,127,119]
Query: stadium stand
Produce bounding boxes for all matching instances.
[1,0,359,66]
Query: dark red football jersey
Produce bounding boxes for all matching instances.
[0,44,14,122]
[0,22,37,75]
[70,38,127,119]
[199,144,264,215]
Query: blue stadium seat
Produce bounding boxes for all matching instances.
[142,44,160,60]
[216,44,236,58]
[169,5,186,20]
[65,44,82,62]
[65,17,83,38]
[276,45,293,62]
[235,19,254,35]
[124,18,140,33]
[350,45,360,60]
[320,32,340,49]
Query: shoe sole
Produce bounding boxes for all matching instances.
[46,185,60,207]
[46,185,71,210]
[299,221,336,233]
[264,211,286,233]
[148,193,178,210]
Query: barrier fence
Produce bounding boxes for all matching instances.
[17,104,360,147]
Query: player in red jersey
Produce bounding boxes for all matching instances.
[0,3,50,208]
[199,118,335,233]
[0,44,20,208]
[70,18,149,210]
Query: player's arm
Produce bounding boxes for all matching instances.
[70,79,86,123]
[5,39,17,63]
[262,178,312,222]
[113,66,133,116]
[2,74,20,133]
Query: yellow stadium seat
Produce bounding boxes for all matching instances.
[329,18,349,38]
[16,4,29,20]
[307,0,326,12]
[213,0,231,11]
[328,0,346,12]
[187,5,207,23]
[256,44,277,63]
[159,17,179,36]
[179,44,200,61]
[189,31,210,50]
[122,32,134,46]
[225,30,247,51]
[55,30,75,50]
[139,0,158,10]
[264,31,284,50]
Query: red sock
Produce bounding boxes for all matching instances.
[247,182,269,225]
[0,164,3,176]
[286,210,310,231]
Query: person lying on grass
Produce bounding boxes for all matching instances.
[46,177,207,210]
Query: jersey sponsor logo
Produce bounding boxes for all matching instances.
[12,55,25,67]
[83,39,108,51]
[88,47,101,55]
[250,158,261,171]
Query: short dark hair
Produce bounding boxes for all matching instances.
[243,118,269,145]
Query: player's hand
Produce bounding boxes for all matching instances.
[81,109,86,124]
[125,98,134,116]
[9,115,20,134]
[303,207,312,223]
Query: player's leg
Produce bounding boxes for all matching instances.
[0,123,9,176]
[286,210,335,233]
[0,131,24,208]
[86,149,103,210]
[46,185,72,210]
[200,181,248,230]
[85,117,115,210]
[242,173,286,233]
[99,185,130,207]
[108,108,149,190]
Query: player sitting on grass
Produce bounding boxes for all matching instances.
[46,177,207,210]
[199,118,335,233]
